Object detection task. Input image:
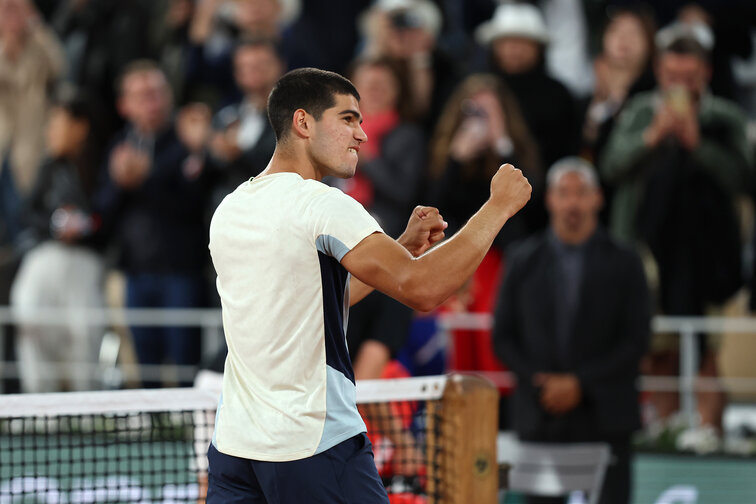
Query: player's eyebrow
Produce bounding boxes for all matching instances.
[338,109,363,124]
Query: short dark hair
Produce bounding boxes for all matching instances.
[664,36,710,63]
[267,68,360,141]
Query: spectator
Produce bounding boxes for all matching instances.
[426,73,542,377]
[186,0,300,107]
[340,56,426,383]
[475,2,579,169]
[283,0,372,73]
[580,5,657,164]
[540,0,594,98]
[49,0,152,139]
[11,88,107,393]
[493,158,650,504]
[0,0,65,392]
[0,0,65,245]
[94,61,210,388]
[206,37,283,210]
[359,0,462,131]
[189,0,300,48]
[428,73,542,245]
[651,2,754,102]
[600,33,753,432]
[148,0,197,105]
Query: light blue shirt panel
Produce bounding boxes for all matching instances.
[315,365,366,454]
[316,234,351,262]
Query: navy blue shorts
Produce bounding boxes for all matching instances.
[206,433,389,504]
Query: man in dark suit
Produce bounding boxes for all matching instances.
[493,157,650,504]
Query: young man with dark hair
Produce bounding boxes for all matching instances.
[207,67,531,503]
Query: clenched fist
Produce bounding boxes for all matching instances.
[397,206,448,257]
[490,163,532,219]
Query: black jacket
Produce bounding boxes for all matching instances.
[495,63,579,170]
[19,157,106,254]
[493,229,650,437]
[94,124,208,274]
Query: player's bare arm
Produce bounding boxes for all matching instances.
[349,205,447,306]
[342,164,531,312]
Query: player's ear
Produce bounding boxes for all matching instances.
[291,109,311,139]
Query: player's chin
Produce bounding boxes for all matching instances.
[340,162,358,179]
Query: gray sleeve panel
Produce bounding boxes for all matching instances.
[316,234,351,262]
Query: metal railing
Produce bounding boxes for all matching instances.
[2,307,756,422]
[437,312,756,422]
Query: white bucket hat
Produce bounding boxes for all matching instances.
[655,21,714,52]
[475,3,550,46]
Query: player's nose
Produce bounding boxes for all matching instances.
[355,123,367,143]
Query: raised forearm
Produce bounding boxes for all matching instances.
[343,165,530,312]
[401,201,509,311]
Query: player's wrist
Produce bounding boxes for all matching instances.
[396,233,421,257]
[483,198,516,225]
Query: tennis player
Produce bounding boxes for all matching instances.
[207,67,531,503]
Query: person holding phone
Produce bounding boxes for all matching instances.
[601,29,753,438]
[425,74,543,391]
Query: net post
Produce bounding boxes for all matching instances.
[437,373,498,503]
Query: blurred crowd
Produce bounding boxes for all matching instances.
[1,0,755,451]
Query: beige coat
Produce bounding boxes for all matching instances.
[0,24,64,194]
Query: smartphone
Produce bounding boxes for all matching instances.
[665,86,692,116]
[461,99,488,120]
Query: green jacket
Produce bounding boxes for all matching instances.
[599,91,753,242]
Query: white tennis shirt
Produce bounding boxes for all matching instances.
[208,172,384,461]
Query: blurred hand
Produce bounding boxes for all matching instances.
[449,117,490,162]
[489,164,532,219]
[397,206,448,257]
[645,104,700,150]
[177,103,212,153]
[473,92,508,145]
[534,373,582,415]
[643,105,678,148]
[673,109,700,150]
[109,143,150,189]
[189,0,224,42]
[209,124,242,162]
[50,206,92,244]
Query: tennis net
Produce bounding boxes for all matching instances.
[1,374,498,503]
